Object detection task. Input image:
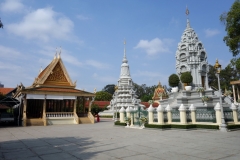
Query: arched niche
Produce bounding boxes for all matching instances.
[180,65,187,73]
[200,51,205,61]
[202,64,207,72]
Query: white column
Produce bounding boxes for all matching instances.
[205,74,209,89]
[119,107,126,123]
[237,87,240,100]
[148,104,154,124]
[179,104,187,124]
[126,106,131,118]
[230,103,238,123]
[233,85,236,104]
[165,104,172,124]
[157,104,164,124]
[189,104,196,123]
[214,102,221,124]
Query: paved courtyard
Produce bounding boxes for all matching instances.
[0,119,240,160]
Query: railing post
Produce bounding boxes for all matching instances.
[230,103,238,123]
[157,104,164,124]
[165,104,172,124]
[130,110,134,127]
[119,107,126,123]
[214,102,221,124]
[126,106,131,118]
[148,104,154,124]
[179,104,187,124]
[189,104,196,124]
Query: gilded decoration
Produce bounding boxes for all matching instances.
[152,82,167,102]
[46,63,68,82]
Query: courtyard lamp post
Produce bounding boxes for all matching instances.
[214,59,227,132]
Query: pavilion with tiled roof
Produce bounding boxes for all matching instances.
[13,51,95,126]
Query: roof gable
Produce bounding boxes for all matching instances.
[32,55,75,88]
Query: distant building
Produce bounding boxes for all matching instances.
[0,82,4,88]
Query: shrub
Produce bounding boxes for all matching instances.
[168,74,180,87]
[180,72,193,85]
[114,121,127,126]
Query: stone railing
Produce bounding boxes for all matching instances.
[46,112,74,118]
[119,103,238,125]
[88,112,95,124]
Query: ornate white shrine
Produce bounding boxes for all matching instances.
[175,19,209,89]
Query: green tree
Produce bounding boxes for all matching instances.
[220,0,240,56]
[132,82,156,102]
[94,91,112,101]
[208,65,218,89]
[208,63,238,91]
[91,104,103,115]
[102,84,115,95]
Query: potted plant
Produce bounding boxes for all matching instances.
[139,116,148,128]
[201,96,211,106]
[196,87,205,97]
[168,74,180,92]
[180,72,193,91]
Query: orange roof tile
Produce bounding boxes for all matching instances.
[141,102,159,108]
[0,88,14,95]
[85,101,110,108]
[35,87,82,93]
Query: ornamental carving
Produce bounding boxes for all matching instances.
[46,63,68,82]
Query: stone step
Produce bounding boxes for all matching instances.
[79,117,92,124]
[26,119,44,126]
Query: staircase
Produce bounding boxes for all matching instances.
[26,119,44,126]
[79,117,93,124]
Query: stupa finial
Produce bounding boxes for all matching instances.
[186,6,191,29]
[122,39,128,63]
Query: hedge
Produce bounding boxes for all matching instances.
[114,121,126,126]
[115,122,240,130]
[227,124,240,130]
[145,124,219,130]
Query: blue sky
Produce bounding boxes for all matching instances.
[0,0,236,92]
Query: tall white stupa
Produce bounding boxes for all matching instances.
[110,40,143,112]
[175,11,209,89]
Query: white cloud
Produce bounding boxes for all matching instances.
[0,0,24,13]
[204,29,220,37]
[76,15,90,20]
[6,7,74,42]
[86,60,109,69]
[61,53,83,67]
[0,45,21,59]
[134,38,173,55]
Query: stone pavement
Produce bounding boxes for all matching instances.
[0,119,240,160]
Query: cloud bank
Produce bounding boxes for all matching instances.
[134,38,173,55]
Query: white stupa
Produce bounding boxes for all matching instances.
[175,18,209,89]
[110,40,143,112]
